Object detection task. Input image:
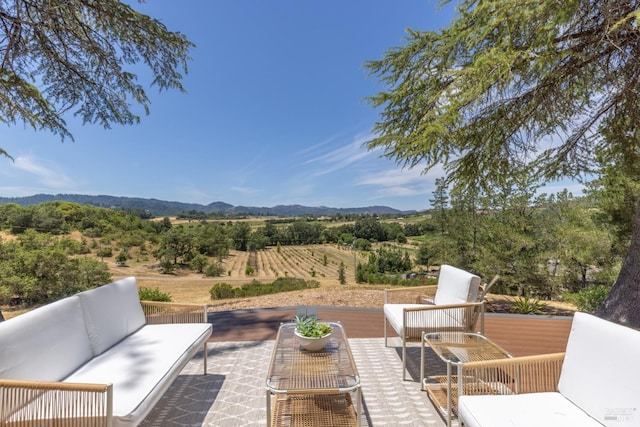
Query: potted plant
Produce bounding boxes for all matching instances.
[294,315,333,351]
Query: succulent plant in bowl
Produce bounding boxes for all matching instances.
[294,315,333,351]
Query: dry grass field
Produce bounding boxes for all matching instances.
[112,242,576,316]
[111,244,387,312]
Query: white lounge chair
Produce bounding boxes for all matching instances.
[383,265,484,380]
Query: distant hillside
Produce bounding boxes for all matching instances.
[0,194,416,217]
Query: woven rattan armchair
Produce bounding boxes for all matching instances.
[383,265,484,380]
[459,352,565,397]
[457,312,640,426]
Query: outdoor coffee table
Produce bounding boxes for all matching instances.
[265,321,362,427]
[421,332,512,426]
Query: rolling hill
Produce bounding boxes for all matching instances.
[0,194,417,217]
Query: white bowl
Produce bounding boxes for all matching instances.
[294,328,332,351]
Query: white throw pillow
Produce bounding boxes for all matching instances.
[0,295,93,381]
[78,277,146,356]
[433,264,480,305]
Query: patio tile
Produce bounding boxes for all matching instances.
[142,309,572,426]
[141,337,452,426]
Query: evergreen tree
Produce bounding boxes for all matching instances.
[366,0,640,327]
[0,0,193,157]
[338,261,346,285]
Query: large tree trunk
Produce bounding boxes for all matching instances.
[596,198,640,328]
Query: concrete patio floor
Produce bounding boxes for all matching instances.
[140,308,573,426]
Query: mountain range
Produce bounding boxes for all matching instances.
[0,194,417,217]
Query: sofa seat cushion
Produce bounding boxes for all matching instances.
[0,295,94,382]
[78,277,147,356]
[383,304,464,338]
[64,323,211,427]
[458,392,603,427]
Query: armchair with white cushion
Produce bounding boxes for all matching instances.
[383,264,484,380]
[457,312,640,427]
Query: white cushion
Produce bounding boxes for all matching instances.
[433,265,480,305]
[558,312,640,426]
[78,277,146,356]
[458,392,603,427]
[65,323,211,426]
[0,295,93,381]
[383,304,463,337]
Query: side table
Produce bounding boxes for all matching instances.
[421,332,511,426]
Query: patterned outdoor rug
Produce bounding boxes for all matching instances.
[140,337,452,427]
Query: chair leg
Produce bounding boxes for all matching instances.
[402,338,407,381]
[384,316,388,347]
[203,342,208,375]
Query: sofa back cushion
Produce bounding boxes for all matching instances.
[78,276,146,356]
[0,295,94,381]
[434,265,481,305]
[558,312,640,426]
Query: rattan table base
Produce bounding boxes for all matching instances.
[271,393,356,427]
[424,375,501,418]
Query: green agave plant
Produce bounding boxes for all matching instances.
[510,296,547,315]
[294,315,332,338]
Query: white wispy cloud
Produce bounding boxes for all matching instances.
[358,167,424,186]
[176,187,214,203]
[355,163,446,203]
[230,185,259,196]
[13,155,75,189]
[301,133,379,177]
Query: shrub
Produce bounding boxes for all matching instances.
[115,249,128,266]
[204,261,224,277]
[209,283,235,299]
[189,253,209,273]
[510,296,547,315]
[138,287,172,302]
[209,277,321,300]
[569,285,610,313]
[96,247,112,258]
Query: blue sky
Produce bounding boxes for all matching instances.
[0,1,582,211]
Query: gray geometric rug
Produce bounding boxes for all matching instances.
[141,338,454,426]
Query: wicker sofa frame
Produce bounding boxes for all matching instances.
[0,277,212,426]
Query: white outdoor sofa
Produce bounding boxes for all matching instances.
[383,264,484,380]
[458,312,640,427]
[0,277,212,426]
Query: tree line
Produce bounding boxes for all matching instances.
[0,202,430,304]
[419,176,624,308]
[0,188,627,311]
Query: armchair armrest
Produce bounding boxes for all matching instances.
[384,285,438,304]
[141,300,209,324]
[460,352,565,395]
[403,301,486,338]
[0,379,112,425]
